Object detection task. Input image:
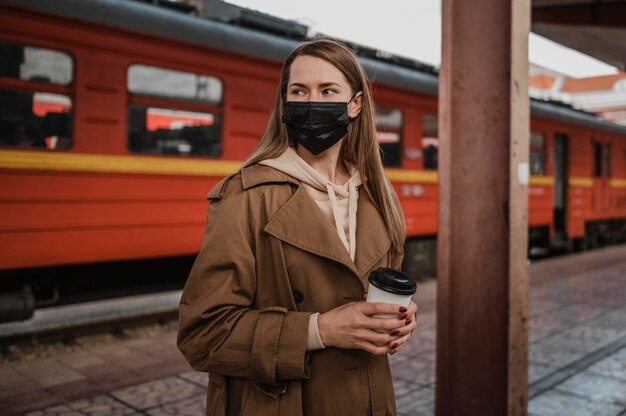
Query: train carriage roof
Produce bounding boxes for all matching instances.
[4,0,626,136]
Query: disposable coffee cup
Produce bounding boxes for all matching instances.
[366,268,416,318]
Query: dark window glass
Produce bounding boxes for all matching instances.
[0,89,72,150]
[127,105,221,156]
[0,42,73,85]
[529,131,545,175]
[376,107,403,167]
[128,65,222,104]
[602,144,611,177]
[422,113,438,170]
[593,143,610,178]
[594,142,602,177]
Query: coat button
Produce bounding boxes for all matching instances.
[292,289,304,304]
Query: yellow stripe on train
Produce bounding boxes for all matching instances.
[0,150,441,183]
[611,178,626,189]
[0,150,617,189]
[0,150,241,176]
[569,177,593,187]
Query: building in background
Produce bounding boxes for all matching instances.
[530,64,626,125]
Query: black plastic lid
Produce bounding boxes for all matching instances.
[368,268,416,296]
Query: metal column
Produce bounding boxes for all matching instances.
[436,0,530,414]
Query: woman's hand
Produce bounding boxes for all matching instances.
[387,300,417,355]
[317,301,417,356]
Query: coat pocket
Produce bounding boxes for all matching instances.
[207,373,227,416]
[239,381,283,416]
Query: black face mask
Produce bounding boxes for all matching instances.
[282,95,357,155]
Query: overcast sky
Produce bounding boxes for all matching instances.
[228,0,619,79]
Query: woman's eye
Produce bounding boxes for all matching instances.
[322,88,337,95]
[290,89,305,95]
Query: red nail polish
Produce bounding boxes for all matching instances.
[399,313,407,320]
[390,343,398,349]
[390,329,399,336]
[399,307,407,313]
[405,319,411,325]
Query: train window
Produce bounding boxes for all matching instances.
[594,142,611,178]
[530,131,546,175]
[127,105,221,157]
[0,89,72,150]
[128,65,223,104]
[376,107,403,167]
[0,42,73,85]
[603,144,611,177]
[422,113,438,170]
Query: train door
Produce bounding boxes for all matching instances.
[592,141,611,213]
[553,133,569,241]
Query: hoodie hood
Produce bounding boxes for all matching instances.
[258,146,362,261]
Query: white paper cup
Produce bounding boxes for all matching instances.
[366,268,416,318]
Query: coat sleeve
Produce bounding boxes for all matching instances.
[177,177,311,384]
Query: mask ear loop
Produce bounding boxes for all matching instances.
[346,91,363,121]
[347,91,362,105]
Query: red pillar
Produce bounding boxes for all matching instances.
[436,0,530,415]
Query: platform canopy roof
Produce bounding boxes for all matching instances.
[532,0,626,70]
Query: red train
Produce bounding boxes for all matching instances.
[1,0,625,320]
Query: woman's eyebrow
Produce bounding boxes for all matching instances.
[288,82,341,88]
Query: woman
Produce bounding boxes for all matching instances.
[177,39,418,416]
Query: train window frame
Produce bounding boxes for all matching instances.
[0,40,75,151]
[375,106,404,168]
[529,131,546,176]
[126,62,224,158]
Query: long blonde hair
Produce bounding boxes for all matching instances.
[243,39,406,254]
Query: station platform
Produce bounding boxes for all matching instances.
[1,245,625,416]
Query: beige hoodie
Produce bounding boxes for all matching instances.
[258,146,363,351]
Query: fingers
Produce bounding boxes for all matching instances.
[327,300,419,356]
[387,303,418,356]
[357,341,391,356]
[356,301,416,333]
[387,300,417,331]
[360,314,406,331]
[354,328,398,346]
[386,317,416,337]
[389,332,411,355]
[359,302,406,316]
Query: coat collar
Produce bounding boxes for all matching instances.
[241,164,391,284]
[207,164,298,200]
[241,163,300,189]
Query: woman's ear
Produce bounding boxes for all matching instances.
[348,92,363,118]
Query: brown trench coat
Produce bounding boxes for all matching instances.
[177,163,404,416]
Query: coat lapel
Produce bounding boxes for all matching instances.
[263,180,391,280]
[354,190,392,278]
[264,185,358,275]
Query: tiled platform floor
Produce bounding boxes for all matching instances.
[1,245,625,416]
